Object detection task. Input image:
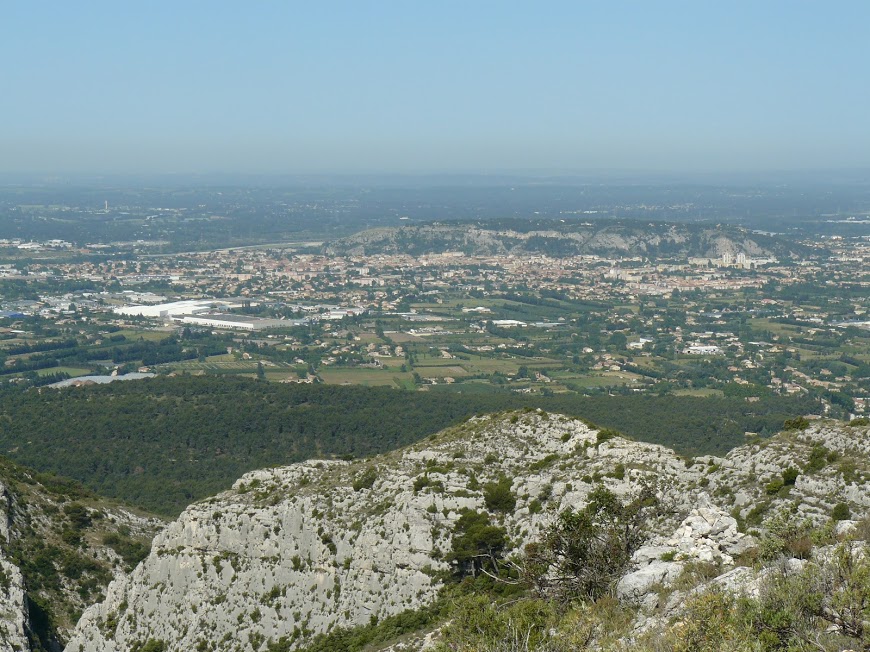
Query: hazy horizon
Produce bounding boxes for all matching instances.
[4,2,870,176]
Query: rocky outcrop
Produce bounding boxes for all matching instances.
[322,221,809,259]
[67,412,707,651]
[66,416,870,651]
[0,480,31,652]
[664,496,755,563]
[707,421,870,523]
[0,481,26,652]
[617,496,755,606]
[0,464,164,651]
[0,552,28,652]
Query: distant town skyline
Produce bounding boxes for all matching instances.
[3,1,870,175]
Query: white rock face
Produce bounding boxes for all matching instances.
[0,482,36,651]
[0,482,12,545]
[66,460,446,652]
[0,480,30,652]
[665,495,755,564]
[65,416,870,652]
[618,495,754,604]
[0,553,29,652]
[617,561,684,603]
[67,412,707,651]
[712,422,870,523]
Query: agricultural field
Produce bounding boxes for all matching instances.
[318,367,416,389]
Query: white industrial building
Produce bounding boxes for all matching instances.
[172,313,286,331]
[685,344,723,355]
[113,299,239,318]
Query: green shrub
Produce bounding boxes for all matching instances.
[739,541,870,651]
[764,478,784,495]
[665,588,751,652]
[524,484,657,603]
[483,476,516,513]
[60,528,82,546]
[805,444,833,473]
[352,467,377,492]
[839,460,861,484]
[302,602,443,652]
[529,454,559,472]
[102,533,150,567]
[63,503,92,530]
[538,483,553,502]
[596,429,620,445]
[832,502,851,521]
[608,463,625,480]
[759,510,814,560]
[438,595,557,651]
[412,475,431,493]
[783,416,810,431]
[745,501,769,526]
[782,467,799,486]
[133,641,167,652]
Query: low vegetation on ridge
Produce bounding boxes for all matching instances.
[0,456,161,650]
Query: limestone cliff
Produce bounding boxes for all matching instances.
[322,222,810,259]
[0,462,162,651]
[66,414,870,651]
[0,482,28,652]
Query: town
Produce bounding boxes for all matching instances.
[0,226,867,422]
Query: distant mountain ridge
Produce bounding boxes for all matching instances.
[323,219,815,259]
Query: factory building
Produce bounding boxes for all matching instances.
[171,313,287,331]
[113,299,239,318]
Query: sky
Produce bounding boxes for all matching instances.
[2,1,869,175]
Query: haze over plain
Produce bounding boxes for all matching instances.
[3,1,870,175]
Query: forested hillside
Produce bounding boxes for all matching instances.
[0,376,819,514]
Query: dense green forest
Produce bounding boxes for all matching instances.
[0,377,820,514]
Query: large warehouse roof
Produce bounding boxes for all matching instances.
[113,299,237,318]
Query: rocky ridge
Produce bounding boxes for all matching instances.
[65,413,870,652]
[323,222,808,259]
[0,461,163,651]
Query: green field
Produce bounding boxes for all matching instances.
[319,367,416,389]
[115,329,172,342]
[549,369,644,387]
[463,356,562,374]
[35,366,92,377]
[673,388,725,397]
[414,365,469,378]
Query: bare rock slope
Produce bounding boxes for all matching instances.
[66,413,870,652]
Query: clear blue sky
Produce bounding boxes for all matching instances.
[2,1,869,175]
